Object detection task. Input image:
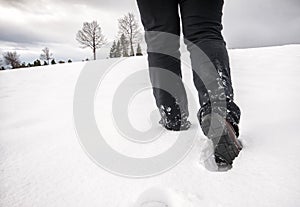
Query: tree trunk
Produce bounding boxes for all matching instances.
[130,40,135,56]
[93,48,96,60]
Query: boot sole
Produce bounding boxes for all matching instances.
[201,113,242,168]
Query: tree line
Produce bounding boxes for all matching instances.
[0,47,72,70]
[0,12,144,70]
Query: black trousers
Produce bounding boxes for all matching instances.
[136,0,241,136]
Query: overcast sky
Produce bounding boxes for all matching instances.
[0,0,299,63]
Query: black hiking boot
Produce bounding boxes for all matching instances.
[200,113,242,169]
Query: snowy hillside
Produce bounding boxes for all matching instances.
[1,45,300,207]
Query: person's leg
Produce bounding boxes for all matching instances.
[136,0,190,130]
[179,0,241,136]
[179,0,242,168]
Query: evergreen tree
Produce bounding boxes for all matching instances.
[136,43,143,56]
[109,41,117,58]
[51,59,56,65]
[43,61,48,66]
[0,59,3,69]
[33,59,41,67]
[115,40,122,58]
[68,59,72,63]
[120,33,129,57]
[20,62,26,68]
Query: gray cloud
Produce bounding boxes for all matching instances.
[0,0,299,62]
[0,0,138,13]
[0,0,25,8]
[223,0,300,48]
[0,0,140,45]
[0,20,58,45]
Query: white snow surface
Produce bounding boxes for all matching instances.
[1,45,300,207]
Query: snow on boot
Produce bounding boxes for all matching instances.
[158,104,191,131]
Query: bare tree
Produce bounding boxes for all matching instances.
[76,21,107,60]
[40,47,53,65]
[3,51,21,69]
[118,12,142,56]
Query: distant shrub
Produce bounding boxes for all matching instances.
[51,59,56,65]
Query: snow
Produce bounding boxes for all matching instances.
[1,45,300,206]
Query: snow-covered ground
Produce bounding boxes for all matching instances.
[1,45,300,207]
